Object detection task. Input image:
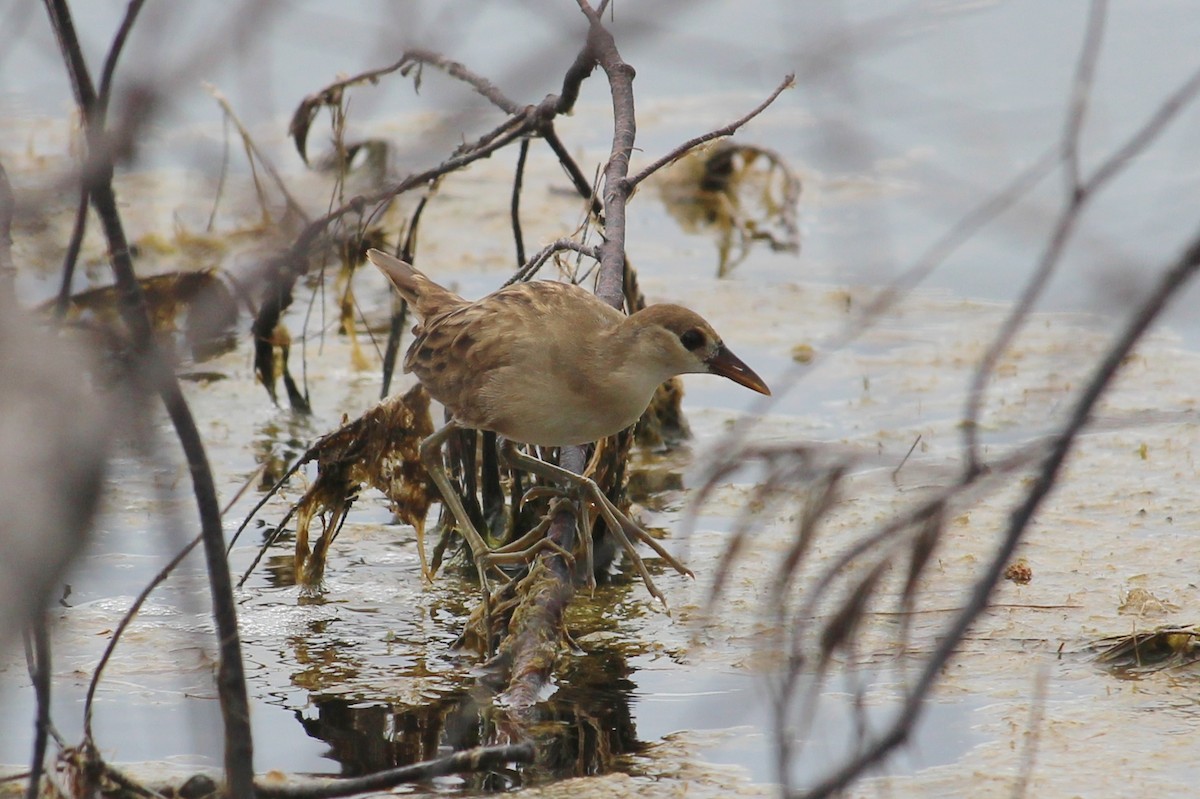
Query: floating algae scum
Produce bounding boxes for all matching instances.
[4,2,1200,796]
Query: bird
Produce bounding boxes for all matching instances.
[367,248,770,600]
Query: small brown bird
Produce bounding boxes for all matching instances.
[368,248,770,597]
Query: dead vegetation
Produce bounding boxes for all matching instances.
[2,1,798,797]
[6,2,1200,799]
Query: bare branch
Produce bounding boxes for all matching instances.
[797,225,1200,799]
[1063,0,1108,193]
[576,0,635,309]
[550,39,598,115]
[963,58,1200,471]
[42,3,255,795]
[254,743,535,799]
[624,73,796,191]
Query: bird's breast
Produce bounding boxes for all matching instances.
[474,353,660,447]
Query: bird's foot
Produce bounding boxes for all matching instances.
[501,442,692,608]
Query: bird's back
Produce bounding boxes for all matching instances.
[404,280,626,443]
[371,249,647,444]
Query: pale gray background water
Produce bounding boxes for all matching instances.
[3,1,1199,792]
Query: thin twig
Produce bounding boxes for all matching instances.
[1063,0,1108,194]
[502,238,599,287]
[962,57,1200,471]
[95,0,146,120]
[301,49,521,118]
[0,159,14,305]
[404,47,522,114]
[42,3,255,794]
[205,83,308,223]
[891,434,921,482]
[541,126,604,222]
[53,0,145,316]
[254,742,535,799]
[23,619,51,799]
[511,137,529,267]
[797,226,1200,799]
[205,113,231,232]
[54,189,89,317]
[623,73,795,191]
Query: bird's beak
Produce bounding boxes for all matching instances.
[707,344,771,396]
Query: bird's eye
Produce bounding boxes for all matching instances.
[679,328,705,350]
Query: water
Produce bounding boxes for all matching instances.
[5,2,1200,796]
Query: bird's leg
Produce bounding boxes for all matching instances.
[420,422,505,597]
[512,442,692,579]
[411,518,432,584]
[498,440,692,606]
[602,504,695,577]
[513,483,597,590]
[577,495,597,592]
[487,497,577,566]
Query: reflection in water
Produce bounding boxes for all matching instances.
[289,621,364,696]
[264,551,297,589]
[296,648,643,787]
[254,414,318,490]
[298,694,459,777]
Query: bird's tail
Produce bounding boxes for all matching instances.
[367,249,462,320]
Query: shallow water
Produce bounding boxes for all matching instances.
[4,3,1200,797]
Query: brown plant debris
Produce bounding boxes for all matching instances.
[1117,586,1180,616]
[655,141,801,276]
[46,269,239,361]
[291,384,437,585]
[254,320,310,413]
[1004,558,1033,585]
[1093,624,1200,672]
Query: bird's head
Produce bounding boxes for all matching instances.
[630,304,771,396]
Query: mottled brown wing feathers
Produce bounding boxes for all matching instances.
[404,303,514,429]
[386,274,627,434]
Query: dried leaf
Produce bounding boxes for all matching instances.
[288,87,342,166]
[655,141,802,276]
[291,384,436,585]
